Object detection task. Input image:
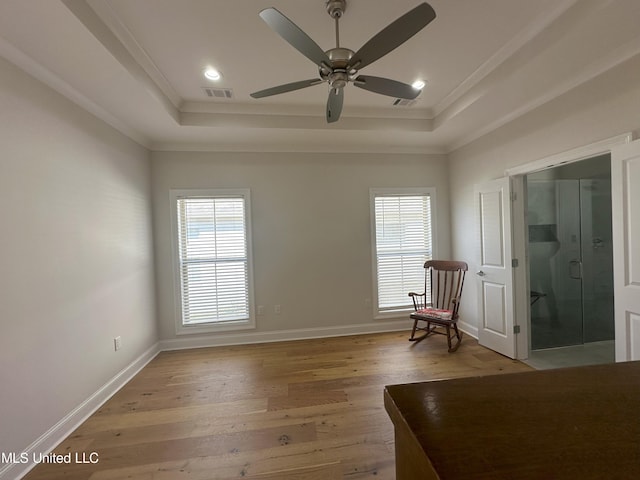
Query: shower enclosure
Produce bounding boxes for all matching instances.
[526,158,614,351]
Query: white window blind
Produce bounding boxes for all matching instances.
[373,192,433,313]
[176,195,250,325]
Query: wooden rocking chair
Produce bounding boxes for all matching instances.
[408,260,468,352]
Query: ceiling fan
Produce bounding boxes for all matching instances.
[250,0,436,123]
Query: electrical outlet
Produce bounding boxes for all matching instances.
[274,304,281,314]
[114,336,122,351]
[257,305,265,315]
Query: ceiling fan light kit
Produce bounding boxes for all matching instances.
[250,1,436,123]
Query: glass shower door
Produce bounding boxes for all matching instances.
[529,179,583,349]
[580,179,614,343]
[528,177,615,350]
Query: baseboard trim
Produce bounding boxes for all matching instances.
[3,343,160,480]
[159,319,410,351]
[458,320,479,339]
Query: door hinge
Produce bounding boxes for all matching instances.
[512,258,519,268]
[513,325,521,334]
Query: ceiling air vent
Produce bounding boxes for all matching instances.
[393,98,417,107]
[202,87,234,99]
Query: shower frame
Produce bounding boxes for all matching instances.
[503,133,631,360]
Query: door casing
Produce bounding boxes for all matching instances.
[504,133,633,360]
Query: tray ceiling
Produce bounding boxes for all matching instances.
[1,0,638,153]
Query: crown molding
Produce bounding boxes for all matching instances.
[0,35,151,148]
[62,0,180,123]
[433,0,578,118]
[446,34,640,153]
[86,0,182,108]
[150,141,447,155]
[180,100,434,120]
[179,111,433,132]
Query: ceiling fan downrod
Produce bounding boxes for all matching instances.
[326,0,346,48]
[322,0,353,90]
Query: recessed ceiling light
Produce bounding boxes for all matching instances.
[204,68,222,81]
[412,79,426,90]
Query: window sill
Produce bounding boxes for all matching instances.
[374,310,413,321]
[176,319,256,336]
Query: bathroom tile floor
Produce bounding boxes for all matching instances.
[524,340,615,370]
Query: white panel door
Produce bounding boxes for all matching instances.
[612,140,640,361]
[475,178,516,358]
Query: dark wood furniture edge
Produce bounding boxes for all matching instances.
[384,386,440,480]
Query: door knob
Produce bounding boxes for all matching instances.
[476,270,486,276]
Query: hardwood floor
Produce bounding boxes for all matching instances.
[23,331,531,480]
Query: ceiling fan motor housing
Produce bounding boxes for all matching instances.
[320,48,354,88]
[327,48,354,69]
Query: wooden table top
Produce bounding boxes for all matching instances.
[384,361,640,479]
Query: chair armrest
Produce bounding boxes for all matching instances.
[408,292,427,311]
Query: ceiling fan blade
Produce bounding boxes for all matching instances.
[250,78,323,98]
[354,75,421,99]
[326,88,344,123]
[348,2,436,71]
[259,8,332,68]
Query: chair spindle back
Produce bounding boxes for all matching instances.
[425,260,468,319]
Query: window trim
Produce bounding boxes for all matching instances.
[170,188,256,335]
[370,187,437,319]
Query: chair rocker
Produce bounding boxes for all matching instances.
[408,260,468,352]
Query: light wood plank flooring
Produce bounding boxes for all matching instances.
[23,331,531,480]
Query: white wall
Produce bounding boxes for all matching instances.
[448,53,640,334]
[152,151,450,344]
[0,56,157,468]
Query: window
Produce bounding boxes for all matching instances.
[371,188,435,316]
[171,189,254,333]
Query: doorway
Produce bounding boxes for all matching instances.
[525,154,615,368]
